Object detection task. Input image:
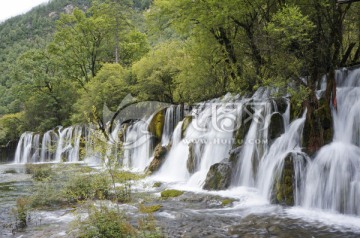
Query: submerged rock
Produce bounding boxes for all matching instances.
[203,163,232,191]
[147,144,168,173]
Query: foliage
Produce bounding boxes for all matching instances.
[73,204,163,238]
[0,112,24,145]
[12,197,30,230]
[72,63,130,124]
[25,164,53,181]
[131,40,184,102]
[0,0,359,152]
[74,205,137,238]
[63,173,111,202]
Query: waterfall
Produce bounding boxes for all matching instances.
[256,111,308,203]
[15,125,83,164]
[14,132,35,164]
[40,130,58,162]
[231,99,273,187]
[161,105,182,146]
[302,67,360,215]
[54,126,82,162]
[123,118,153,171]
[155,121,189,182]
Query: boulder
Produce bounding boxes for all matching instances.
[147,144,168,173]
[203,163,232,191]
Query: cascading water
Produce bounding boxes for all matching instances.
[55,126,82,163]
[302,68,360,215]
[155,121,189,182]
[15,125,84,164]
[231,98,273,187]
[123,118,153,171]
[14,132,36,164]
[154,94,243,187]
[40,130,58,162]
[161,105,183,146]
[256,110,308,204]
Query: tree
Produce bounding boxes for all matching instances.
[91,0,150,66]
[12,48,78,132]
[49,8,109,86]
[72,63,130,126]
[131,41,184,103]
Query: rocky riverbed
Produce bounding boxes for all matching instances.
[1,163,360,238]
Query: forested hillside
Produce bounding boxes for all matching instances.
[0,0,359,151]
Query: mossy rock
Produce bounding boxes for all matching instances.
[222,199,235,206]
[148,109,166,145]
[139,204,162,213]
[147,144,168,173]
[271,152,308,206]
[153,182,162,188]
[161,189,184,198]
[228,147,241,166]
[181,116,193,138]
[203,163,232,191]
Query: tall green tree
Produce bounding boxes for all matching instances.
[49,8,109,86]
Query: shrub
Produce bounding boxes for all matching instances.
[12,197,30,230]
[63,173,111,202]
[74,205,136,238]
[25,164,53,181]
[73,205,163,238]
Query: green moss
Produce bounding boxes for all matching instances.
[139,204,162,213]
[222,199,235,206]
[148,109,165,143]
[181,116,193,138]
[153,182,162,188]
[160,189,184,198]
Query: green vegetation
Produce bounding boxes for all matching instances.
[25,163,53,181]
[160,189,184,198]
[72,204,163,238]
[139,204,162,213]
[12,197,30,230]
[1,0,358,152]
